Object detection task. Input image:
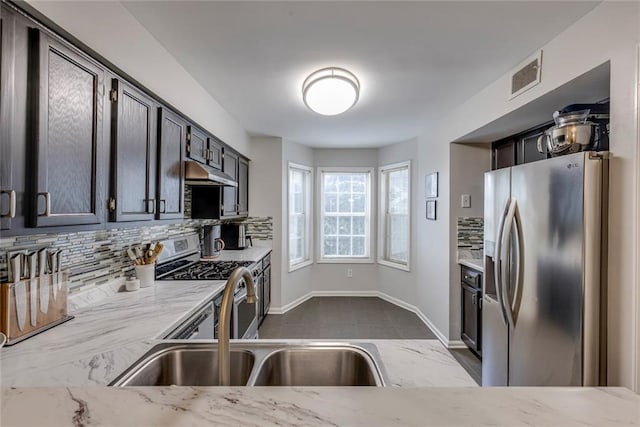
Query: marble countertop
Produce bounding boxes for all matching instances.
[459,258,484,272]
[213,245,272,262]
[0,279,227,387]
[2,386,639,426]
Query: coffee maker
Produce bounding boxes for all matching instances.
[221,223,252,250]
[202,225,225,258]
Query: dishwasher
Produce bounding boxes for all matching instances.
[164,299,217,340]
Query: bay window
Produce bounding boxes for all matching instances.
[288,163,313,270]
[379,161,410,270]
[318,167,373,262]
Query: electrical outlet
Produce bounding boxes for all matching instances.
[347,268,353,278]
[461,194,471,208]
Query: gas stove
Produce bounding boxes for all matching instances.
[154,234,260,286]
[159,260,255,281]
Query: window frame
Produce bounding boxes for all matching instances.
[378,160,411,271]
[287,162,314,272]
[316,166,375,264]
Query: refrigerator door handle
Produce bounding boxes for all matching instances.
[501,197,518,329]
[510,208,524,326]
[494,198,511,327]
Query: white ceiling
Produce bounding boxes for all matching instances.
[123,1,599,148]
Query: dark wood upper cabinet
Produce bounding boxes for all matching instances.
[0,9,17,231]
[186,125,208,165]
[157,108,185,220]
[207,136,223,170]
[221,149,239,218]
[238,156,249,216]
[110,78,157,222]
[29,29,106,227]
[186,125,222,170]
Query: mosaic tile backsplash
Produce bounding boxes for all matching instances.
[0,217,273,291]
[457,217,483,259]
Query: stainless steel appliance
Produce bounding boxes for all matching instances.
[537,103,609,156]
[221,223,252,250]
[202,225,225,259]
[184,161,238,187]
[165,300,216,340]
[156,234,260,340]
[483,151,608,386]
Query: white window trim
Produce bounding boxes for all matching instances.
[316,166,375,264]
[378,160,411,272]
[288,162,313,272]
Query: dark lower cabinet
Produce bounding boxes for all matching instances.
[29,29,106,227]
[461,266,482,357]
[262,264,271,319]
[157,108,185,220]
[257,254,271,326]
[110,79,157,222]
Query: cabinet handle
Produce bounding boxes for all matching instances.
[37,192,51,217]
[145,199,155,214]
[0,190,16,218]
[205,149,211,161]
[160,199,166,213]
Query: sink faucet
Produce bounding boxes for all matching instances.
[218,266,258,386]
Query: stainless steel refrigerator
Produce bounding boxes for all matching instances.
[482,151,608,386]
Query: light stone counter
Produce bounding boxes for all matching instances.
[213,245,272,263]
[459,258,484,272]
[0,279,226,387]
[2,386,638,426]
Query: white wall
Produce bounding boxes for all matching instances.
[249,137,283,308]
[27,1,250,155]
[377,139,419,305]
[448,143,492,341]
[415,2,640,388]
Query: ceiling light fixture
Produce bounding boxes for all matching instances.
[302,67,360,116]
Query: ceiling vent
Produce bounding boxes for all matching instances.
[510,50,542,99]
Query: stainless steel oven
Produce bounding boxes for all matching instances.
[214,289,258,339]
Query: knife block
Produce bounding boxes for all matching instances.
[1,270,71,345]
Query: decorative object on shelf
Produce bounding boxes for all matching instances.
[302,67,360,116]
[425,172,438,199]
[426,200,437,221]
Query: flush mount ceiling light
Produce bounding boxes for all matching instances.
[302,67,360,116]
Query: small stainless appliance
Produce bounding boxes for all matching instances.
[202,225,225,259]
[221,223,252,250]
[483,151,608,386]
[156,234,260,340]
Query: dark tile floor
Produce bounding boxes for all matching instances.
[449,348,482,385]
[259,296,437,339]
[259,296,483,385]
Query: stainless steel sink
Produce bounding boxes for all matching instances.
[252,346,382,386]
[111,343,255,386]
[110,342,387,387]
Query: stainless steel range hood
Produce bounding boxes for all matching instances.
[184,161,238,187]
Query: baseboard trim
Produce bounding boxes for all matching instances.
[374,292,451,346]
[268,293,313,314]
[273,290,464,350]
[447,340,468,349]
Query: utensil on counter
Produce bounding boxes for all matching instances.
[48,250,58,301]
[10,254,27,331]
[27,252,38,327]
[54,250,63,293]
[38,248,49,313]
